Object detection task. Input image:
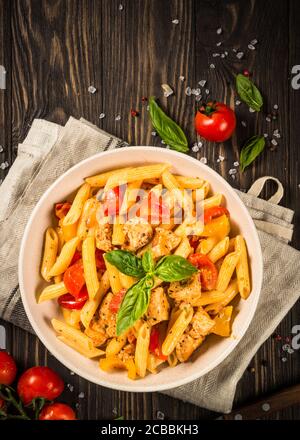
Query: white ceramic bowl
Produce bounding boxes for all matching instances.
[19,147,263,392]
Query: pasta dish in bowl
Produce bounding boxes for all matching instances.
[19,147,262,391]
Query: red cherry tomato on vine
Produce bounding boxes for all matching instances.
[188,253,218,291]
[17,366,64,405]
[204,206,229,224]
[0,351,17,385]
[39,403,76,420]
[58,286,88,310]
[63,261,85,298]
[195,102,236,142]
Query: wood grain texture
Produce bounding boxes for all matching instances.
[1,0,300,419]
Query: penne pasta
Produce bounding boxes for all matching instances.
[41,228,59,282]
[104,164,170,190]
[208,236,230,263]
[61,221,78,242]
[48,236,80,277]
[38,281,68,303]
[57,335,105,358]
[205,279,239,315]
[51,318,95,351]
[62,309,81,329]
[135,321,151,378]
[80,270,110,328]
[112,216,126,245]
[82,236,100,299]
[147,353,166,374]
[167,351,178,367]
[62,183,91,226]
[119,180,143,214]
[235,235,251,299]
[104,256,123,294]
[106,334,128,357]
[211,306,233,337]
[174,236,192,258]
[162,305,193,356]
[85,166,133,187]
[216,251,240,292]
[203,193,223,210]
[119,272,137,289]
[56,226,65,253]
[174,175,204,189]
[77,197,99,240]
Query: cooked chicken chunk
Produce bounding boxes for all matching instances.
[92,292,116,340]
[168,274,202,306]
[147,287,170,326]
[123,217,153,252]
[85,324,107,347]
[151,227,181,259]
[95,222,113,252]
[175,307,215,362]
[118,343,135,362]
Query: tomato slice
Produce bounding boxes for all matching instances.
[188,253,218,291]
[58,286,88,310]
[95,249,106,271]
[109,288,127,313]
[63,261,85,298]
[55,202,71,219]
[103,187,121,216]
[204,206,229,224]
[149,327,168,361]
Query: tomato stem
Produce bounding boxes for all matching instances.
[0,386,30,420]
[199,102,217,117]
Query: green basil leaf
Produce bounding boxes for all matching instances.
[116,276,154,335]
[149,97,189,153]
[142,250,155,273]
[236,74,263,112]
[105,250,145,278]
[154,255,198,282]
[240,135,266,172]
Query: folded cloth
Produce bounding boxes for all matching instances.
[0,117,299,413]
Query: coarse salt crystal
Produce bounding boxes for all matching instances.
[273,104,279,110]
[118,4,123,10]
[179,75,185,81]
[205,89,210,95]
[172,19,179,24]
[115,114,121,121]
[221,54,225,58]
[224,51,228,56]
[195,95,202,101]
[198,141,203,148]
[229,168,237,175]
[209,63,215,69]
[235,100,241,106]
[234,414,243,420]
[88,85,97,94]
[216,27,222,35]
[212,53,220,57]
[151,131,157,136]
[161,140,165,144]
[200,157,207,164]
[99,113,105,119]
[198,80,206,87]
[216,42,222,47]
[112,407,118,415]
[78,392,85,399]
[0,163,6,170]
[0,145,3,153]
[218,155,225,161]
[192,144,200,153]
[70,371,75,375]
[185,86,192,96]
[157,411,165,420]
[262,403,270,412]
[194,88,201,96]
[233,161,239,167]
[287,348,294,354]
[241,121,247,127]
[281,357,287,362]
[249,107,255,113]
[67,383,74,392]
[248,44,256,50]
[161,83,174,97]
[266,116,271,122]
[236,51,244,59]
[250,39,258,46]
[271,139,278,146]
[231,174,236,180]
[263,133,268,138]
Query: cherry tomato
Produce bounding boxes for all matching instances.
[70,250,82,265]
[95,249,106,271]
[0,351,17,385]
[63,261,85,298]
[103,187,121,216]
[58,286,88,310]
[55,202,71,219]
[149,327,168,360]
[39,403,76,420]
[17,366,64,405]
[204,206,229,224]
[195,102,236,142]
[109,289,127,313]
[188,253,218,291]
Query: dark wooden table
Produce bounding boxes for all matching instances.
[0,0,300,420]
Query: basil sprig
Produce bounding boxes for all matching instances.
[236,74,263,112]
[240,135,266,171]
[105,249,198,335]
[149,97,189,153]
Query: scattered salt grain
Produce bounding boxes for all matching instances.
[78,392,85,399]
[218,155,225,162]
[157,411,165,420]
[281,357,287,363]
[250,39,258,46]
[198,80,206,87]
[0,145,3,153]
[234,414,243,420]
[232,48,237,53]
[221,54,225,58]
[205,89,210,95]
[287,348,295,354]
[200,157,207,164]
[70,371,75,375]
[262,403,270,412]
[192,144,200,153]
[224,51,228,56]
[99,113,106,119]
[271,139,278,146]
[233,161,239,167]
[67,383,74,392]
[185,86,192,96]
[266,116,271,122]
[112,407,118,415]
[88,85,97,94]
[197,141,203,148]
[216,27,222,35]
[216,42,222,47]
[235,100,241,106]
[0,162,7,170]
[161,140,165,144]
[282,344,290,351]
[249,107,255,113]
[115,114,121,121]
[231,174,236,180]
[263,133,269,138]
[209,63,215,69]
[248,44,256,50]
[179,75,185,81]
[151,131,157,137]
[212,53,220,57]
[229,168,237,175]
[195,95,202,101]
[241,121,247,127]
[161,83,174,97]
[194,88,201,96]
[172,19,179,24]
[273,104,279,110]
[118,4,123,10]
[236,51,244,59]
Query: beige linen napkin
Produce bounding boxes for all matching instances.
[0,117,299,414]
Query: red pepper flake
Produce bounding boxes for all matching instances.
[141,96,148,103]
[243,69,250,77]
[272,333,282,342]
[130,109,139,117]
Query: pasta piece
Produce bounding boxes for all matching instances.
[82,236,100,299]
[135,321,151,378]
[104,164,170,190]
[174,236,192,258]
[62,309,81,329]
[62,183,91,226]
[162,170,182,191]
[51,318,95,351]
[205,279,239,315]
[41,228,58,282]
[99,356,136,380]
[80,270,110,328]
[61,221,78,242]
[119,180,143,214]
[196,290,229,306]
[235,235,251,299]
[174,175,204,189]
[38,281,68,303]
[119,272,137,289]
[104,256,123,294]
[55,226,65,253]
[162,305,193,356]
[208,236,229,263]
[77,197,99,240]
[48,236,80,277]
[112,217,126,245]
[106,334,128,357]
[211,306,233,337]
[216,251,240,292]
[57,336,105,358]
[196,236,218,254]
[202,193,223,210]
[54,274,62,284]
[167,351,178,367]
[85,166,133,187]
[192,181,210,202]
[147,353,166,374]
